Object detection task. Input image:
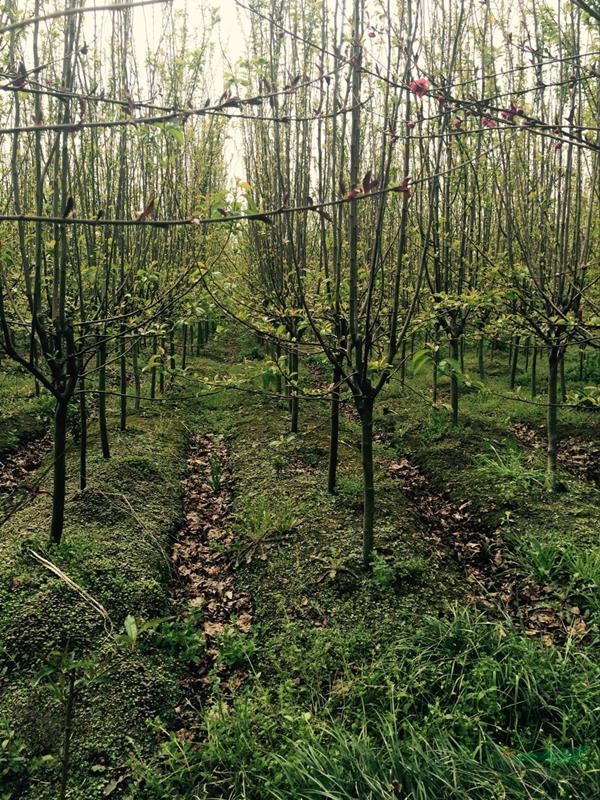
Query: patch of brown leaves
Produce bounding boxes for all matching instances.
[0,431,52,498]
[513,422,600,486]
[171,434,253,707]
[385,455,586,644]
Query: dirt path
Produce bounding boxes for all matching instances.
[0,431,52,498]
[170,434,253,721]
[513,422,600,486]
[383,454,586,643]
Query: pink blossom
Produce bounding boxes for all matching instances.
[408,77,430,98]
[481,116,498,129]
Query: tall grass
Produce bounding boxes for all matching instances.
[132,607,600,799]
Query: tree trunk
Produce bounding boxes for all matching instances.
[275,341,282,397]
[150,335,157,400]
[132,338,141,412]
[400,340,407,386]
[50,398,68,545]
[98,339,110,460]
[159,337,165,395]
[531,343,538,398]
[546,346,560,491]
[119,326,127,431]
[289,344,299,433]
[360,393,375,566]
[478,336,485,379]
[181,324,188,371]
[509,335,520,389]
[450,336,460,425]
[79,374,86,491]
[327,360,341,494]
[168,328,176,387]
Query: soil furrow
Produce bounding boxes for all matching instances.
[383,453,587,643]
[170,433,253,719]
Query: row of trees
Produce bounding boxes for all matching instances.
[0,0,226,542]
[1,0,599,564]
[210,0,600,562]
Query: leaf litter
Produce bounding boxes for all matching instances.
[170,433,253,725]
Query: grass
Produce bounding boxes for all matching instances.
[473,441,546,501]
[1,328,599,799]
[0,366,53,454]
[0,400,192,799]
[126,331,600,799]
[131,606,600,799]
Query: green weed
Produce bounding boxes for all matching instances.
[235,497,298,543]
[131,607,600,799]
[474,442,545,500]
[215,626,256,667]
[371,553,396,591]
[207,456,222,492]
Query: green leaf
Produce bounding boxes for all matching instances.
[124,614,138,647]
[166,125,185,146]
[411,348,433,376]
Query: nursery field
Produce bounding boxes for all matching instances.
[1,0,600,797]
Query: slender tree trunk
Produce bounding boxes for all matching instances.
[450,335,460,425]
[181,324,188,371]
[560,352,566,403]
[360,393,375,566]
[79,374,86,491]
[150,335,157,400]
[400,340,407,387]
[327,360,341,494]
[478,336,485,379]
[289,344,299,433]
[132,338,141,412]
[524,336,531,373]
[531,343,538,398]
[119,326,127,431]
[159,337,165,395]
[275,341,282,397]
[546,346,560,491]
[50,398,68,545]
[509,335,520,389]
[196,321,203,355]
[168,327,176,387]
[98,339,110,460]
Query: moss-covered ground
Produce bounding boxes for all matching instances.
[1,330,599,799]
[0,366,53,454]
